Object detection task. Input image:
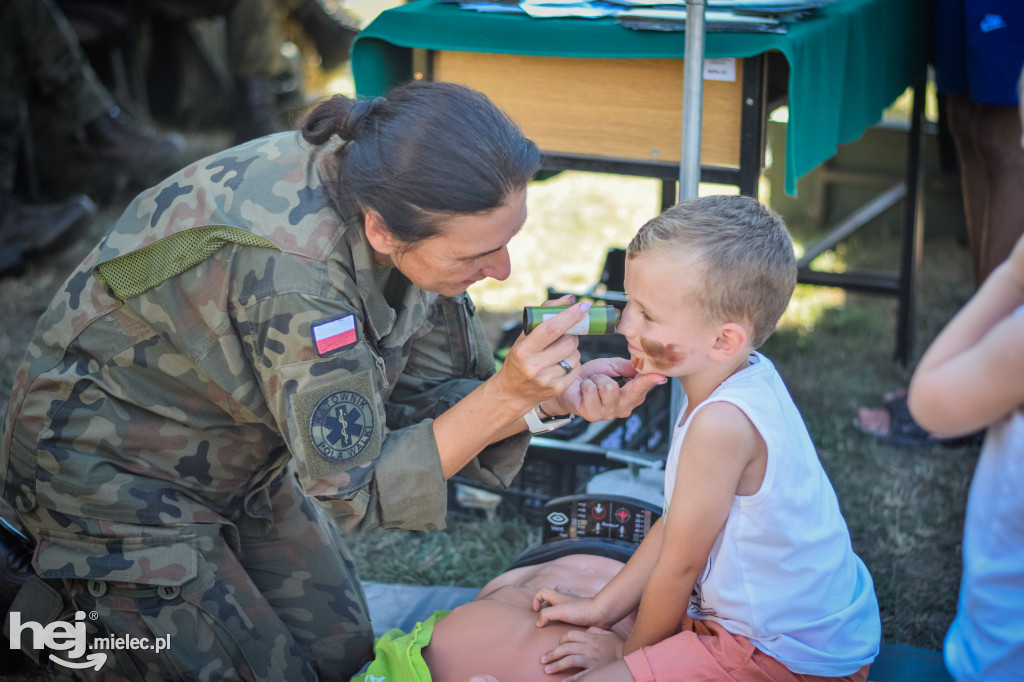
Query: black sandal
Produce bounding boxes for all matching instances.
[856,394,984,449]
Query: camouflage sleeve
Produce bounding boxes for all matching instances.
[237,289,449,533]
[387,295,531,490]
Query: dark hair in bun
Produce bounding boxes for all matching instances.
[301,81,540,245]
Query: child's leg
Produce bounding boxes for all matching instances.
[622,617,870,682]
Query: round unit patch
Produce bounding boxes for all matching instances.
[310,390,375,462]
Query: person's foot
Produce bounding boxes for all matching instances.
[855,389,984,449]
[0,193,96,275]
[292,0,361,71]
[82,108,185,175]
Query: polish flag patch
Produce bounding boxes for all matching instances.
[312,314,358,356]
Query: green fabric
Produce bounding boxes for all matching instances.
[351,610,448,682]
[94,225,276,300]
[352,0,927,196]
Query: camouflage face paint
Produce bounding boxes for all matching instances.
[631,337,688,373]
[522,305,621,335]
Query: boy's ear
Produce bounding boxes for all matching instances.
[363,209,398,256]
[710,322,750,361]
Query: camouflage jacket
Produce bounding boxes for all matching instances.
[0,132,530,536]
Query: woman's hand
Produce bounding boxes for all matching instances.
[539,627,625,680]
[545,357,667,423]
[491,300,589,408]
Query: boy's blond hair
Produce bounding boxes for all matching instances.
[627,195,796,348]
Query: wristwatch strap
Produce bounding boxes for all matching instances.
[524,405,573,434]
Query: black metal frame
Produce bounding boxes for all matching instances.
[795,80,926,363]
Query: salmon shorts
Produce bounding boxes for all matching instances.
[623,617,871,682]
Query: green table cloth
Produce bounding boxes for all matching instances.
[352,0,928,195]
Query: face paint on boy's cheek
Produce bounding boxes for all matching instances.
[633,337,687,372]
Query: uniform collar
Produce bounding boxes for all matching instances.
[317,148,434,344]
[342,204,434,344]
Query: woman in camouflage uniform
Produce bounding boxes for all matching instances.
[0,81,663,680]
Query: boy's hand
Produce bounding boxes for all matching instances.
[539,627,624,679]
[532,586,604,628]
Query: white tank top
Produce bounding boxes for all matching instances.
[943,307,1024,680]
[663,352,880,676]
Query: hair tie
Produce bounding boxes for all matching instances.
[344,96,385,138]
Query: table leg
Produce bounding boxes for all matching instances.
[895,80,926,365]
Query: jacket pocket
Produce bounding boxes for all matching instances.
[32,527,198,587]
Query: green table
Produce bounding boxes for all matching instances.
[353,0,928,196]
[352,0,929,363]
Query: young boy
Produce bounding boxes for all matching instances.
[533,195,881,681]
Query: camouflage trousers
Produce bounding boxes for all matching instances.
[6,466,374,681]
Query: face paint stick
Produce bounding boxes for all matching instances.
[522,305,621,335]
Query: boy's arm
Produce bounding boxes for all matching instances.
[534,518,661,629]
[624,401,764,654]
[909,235,1024,436]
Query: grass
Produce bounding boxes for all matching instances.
[347,516,542,589]
[764,278,976,649]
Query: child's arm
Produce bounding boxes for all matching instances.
[533,518,661,630]
[532,521,661,676]
[534,401,764,675]
[908,234,1024,436]
[623,400,764,654]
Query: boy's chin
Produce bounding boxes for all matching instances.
[631,354,683,378]
[629,355,646,374]
[630,355,665,376]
